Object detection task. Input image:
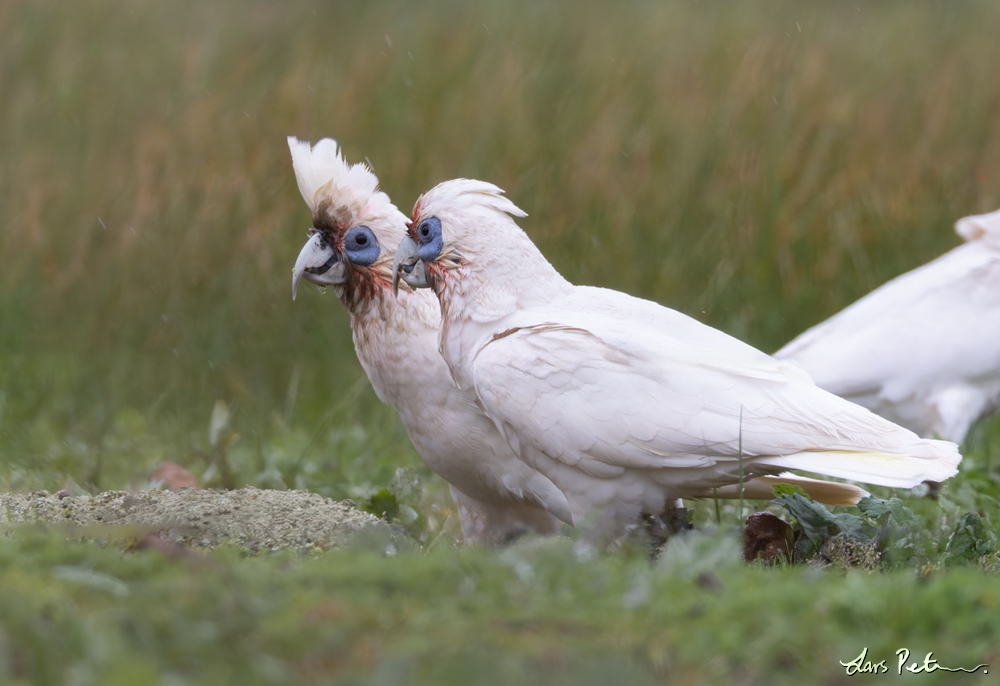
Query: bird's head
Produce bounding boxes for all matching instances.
[392,179,569,322]
[391,179,530,301]
[289,137,409,312]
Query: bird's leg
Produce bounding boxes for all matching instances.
[644,504,694,559]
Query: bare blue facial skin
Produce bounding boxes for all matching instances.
[416,217,443,262]
[344,225,380,266]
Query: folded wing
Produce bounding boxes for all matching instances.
[472,288,960,492]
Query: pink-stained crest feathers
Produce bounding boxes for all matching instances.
[410,179,527,229]
[288,136,399,234]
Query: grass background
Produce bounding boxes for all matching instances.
[3,0,1000,683]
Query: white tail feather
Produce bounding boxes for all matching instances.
[755,440,960,489]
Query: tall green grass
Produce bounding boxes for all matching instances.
[2,0,999,509]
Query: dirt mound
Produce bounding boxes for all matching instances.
[0,487,400,553]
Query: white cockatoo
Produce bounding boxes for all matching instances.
[391,179,962,534]
[288,137,563,544]
[287,140,866,546]
[775,209,1000,444]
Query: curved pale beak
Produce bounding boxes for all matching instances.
[292,232,347,300]
[391,235,429,295]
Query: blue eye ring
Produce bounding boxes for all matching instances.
[343,225,380,267]
[416,217,444,262]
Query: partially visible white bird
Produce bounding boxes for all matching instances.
[288,137,562,544]
[775,209,1000,444]
[392,179,961,534]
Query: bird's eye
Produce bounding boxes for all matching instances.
[417,217,441,245]
[343,226,379,267]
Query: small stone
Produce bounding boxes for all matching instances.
[150,462,199,491]
[744,511,793,565]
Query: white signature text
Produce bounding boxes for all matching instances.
[840,647,988,676]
